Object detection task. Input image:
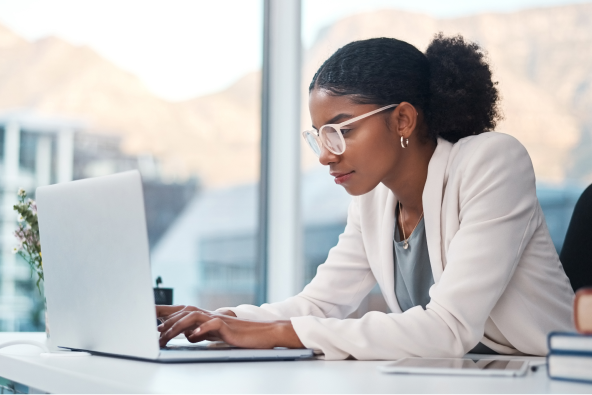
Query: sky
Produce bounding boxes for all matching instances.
[0,0,588,101]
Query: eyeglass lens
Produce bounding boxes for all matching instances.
[304,132,321,156]
[320,126,345,154]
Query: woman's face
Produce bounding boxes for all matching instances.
[309,88,406,196]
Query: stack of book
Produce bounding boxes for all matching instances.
[548,288,592,383]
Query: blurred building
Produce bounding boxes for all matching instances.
[152,168,584,314]
[0,109,198,331]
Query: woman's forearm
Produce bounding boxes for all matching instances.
[273,320,305,348]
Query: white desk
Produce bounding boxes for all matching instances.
[0,332,591,394]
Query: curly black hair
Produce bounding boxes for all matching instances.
[309,33,501,143]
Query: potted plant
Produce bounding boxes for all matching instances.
[12,188,46,334]
[154,276,173,305]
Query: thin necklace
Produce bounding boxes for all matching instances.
[398,201,424,250]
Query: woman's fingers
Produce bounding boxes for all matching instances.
[155,305,185,320]
[161,308,193,324]
[185,329,213,343]
[159,313,195,346]
[186,318,226,343]
[157,310,189,332]
[156,305,216,325]
[157,306,209,331]
[156,305,227,345]
[183,329,221,342]
[159,311,211,347]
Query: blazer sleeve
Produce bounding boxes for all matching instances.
[221,197,378,321]
[291,134,540,360]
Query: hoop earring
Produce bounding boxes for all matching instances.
[400,136,409,148]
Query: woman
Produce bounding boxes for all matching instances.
[157,34,574,359]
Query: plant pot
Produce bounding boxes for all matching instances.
[153,287,173,305]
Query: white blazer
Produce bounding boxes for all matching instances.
[227,132,575,360]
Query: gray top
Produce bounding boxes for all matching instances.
[392,211,498,355]
[393,215,434,311]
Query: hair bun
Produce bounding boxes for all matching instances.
[425,33,501,143]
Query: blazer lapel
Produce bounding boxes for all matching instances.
[422,137,453,283]
[379,188,402,313]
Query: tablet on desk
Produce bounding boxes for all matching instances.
[379,358,529,377]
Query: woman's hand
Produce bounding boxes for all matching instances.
[156,305,232,343]
[155,305,304,349]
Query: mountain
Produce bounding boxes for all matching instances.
[1,3,592,185]
[0,30,260,186]
[179,71,261,187]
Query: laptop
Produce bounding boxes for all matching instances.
[36,170,313,362]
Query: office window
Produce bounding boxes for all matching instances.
[301,0,592,315]
[0,0,262,330]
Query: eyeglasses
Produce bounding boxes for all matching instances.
[302,104,398,156]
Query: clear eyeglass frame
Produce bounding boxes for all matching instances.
[302,104,398,157]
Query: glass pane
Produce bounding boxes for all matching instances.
[302,0,592,316]
[0,0,262,331]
